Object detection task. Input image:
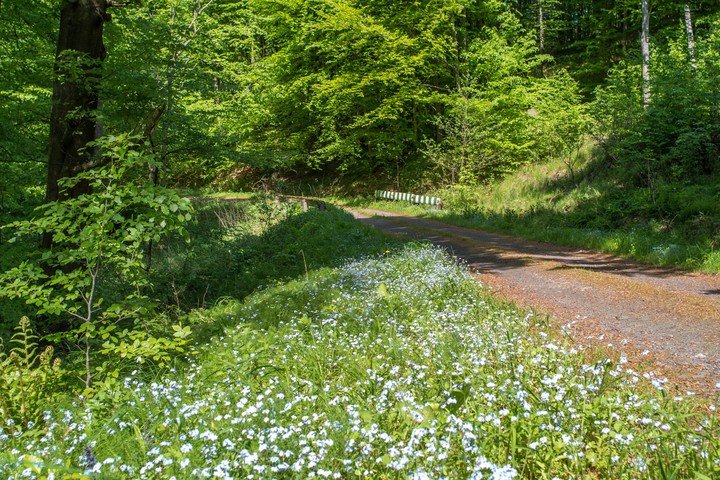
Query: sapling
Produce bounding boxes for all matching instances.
[0,134,193,391]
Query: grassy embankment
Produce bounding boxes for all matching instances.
[340,145,720,273]
[1,198,718,479]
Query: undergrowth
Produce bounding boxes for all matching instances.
[2,244,718,478]
[0,317,62,434]
[2,197,718,479]
[150,198,397,310]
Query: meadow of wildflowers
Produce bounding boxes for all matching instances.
[1,243,718,479]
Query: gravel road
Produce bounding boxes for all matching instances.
[348,207,720,395]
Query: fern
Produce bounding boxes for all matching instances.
[0,317,62,433]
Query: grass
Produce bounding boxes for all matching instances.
[149,197,397,311]
[338,144,720,273]
[1,202,719,479]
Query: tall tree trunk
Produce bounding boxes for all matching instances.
[44,0,110,247]
[537,0,545,76]
[641,0,651,108]
[538,0,544,53]
[684,4,696,72]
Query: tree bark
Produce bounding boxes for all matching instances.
[684,4,696,72]
[538,0,544,53]
[641,0,651,108]
[44,0,110,248]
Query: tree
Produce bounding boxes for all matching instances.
[684,4,696,72]
[424,9,586,186]
[641,0,651,107]
[1,135,192,389]
[0,0,56,221]
[46,0,112,212]
[238,0,435,177]
[98,0,254,189]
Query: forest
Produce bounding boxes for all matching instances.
[2,0,720,478]
[2,0,720,194]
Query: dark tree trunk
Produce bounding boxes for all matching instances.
[44,0,109,248]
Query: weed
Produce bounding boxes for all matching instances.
[0,317,63,434]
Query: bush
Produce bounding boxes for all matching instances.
[0,134,193,390]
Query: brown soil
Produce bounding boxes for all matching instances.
[348,208,720,396]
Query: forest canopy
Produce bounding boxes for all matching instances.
[1,0,720,205]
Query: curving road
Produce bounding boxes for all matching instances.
[348,207,720,395]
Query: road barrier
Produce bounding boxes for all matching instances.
[374,190,442,208]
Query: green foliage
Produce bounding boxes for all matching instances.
[151,198,396,310]
[0,0,54,221]
[85,320,192,401]
[424,18,589,186]
[236,0,434,174]
[6,0,720,193]
[594,14,720,186]
[0,134,193,388]
[1,134,192,319]
[529,72,592,181]
[0,317,62,434]
[0,236,38,337]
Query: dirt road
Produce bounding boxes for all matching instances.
[348,208,720,395]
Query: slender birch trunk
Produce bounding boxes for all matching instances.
[641,0,651,107]
[684,4,696,72]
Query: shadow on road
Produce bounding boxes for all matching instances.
[354,209,720,300]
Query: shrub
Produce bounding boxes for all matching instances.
[0,134,193,390]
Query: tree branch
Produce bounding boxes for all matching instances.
[138,104,167,146]
[72,105,166,174]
